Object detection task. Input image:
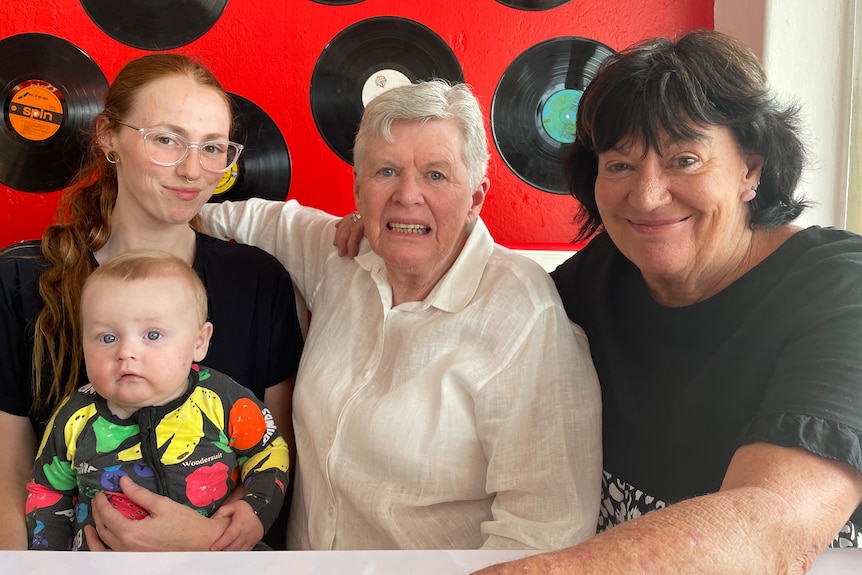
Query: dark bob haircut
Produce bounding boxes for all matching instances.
[564,29,809,241]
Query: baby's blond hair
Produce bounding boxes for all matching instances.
[83,250,208,325]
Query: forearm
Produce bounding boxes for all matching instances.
[199,199,288,254]
[239,439,289,532]
[264,379,295,476]
[241,471,287,533]
[0,504,28,550]
[0,413,37,549]
[479,315,602,549]
[477,487,819,575]
[0,472,30,550]
[199,199,336,297]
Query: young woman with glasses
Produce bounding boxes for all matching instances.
[0,54,304,551]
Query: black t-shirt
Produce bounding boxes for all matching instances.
[552,226,862,532]
[0,232,304,434]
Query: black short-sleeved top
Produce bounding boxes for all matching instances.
[552,226,862,543]
[0,232,304,435]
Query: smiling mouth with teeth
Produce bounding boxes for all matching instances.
[388,222,431,235]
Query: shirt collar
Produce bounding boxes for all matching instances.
[354,217,494,313]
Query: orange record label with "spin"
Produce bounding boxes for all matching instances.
[7,81,65,141]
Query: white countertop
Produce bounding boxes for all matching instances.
[2,548,860,574]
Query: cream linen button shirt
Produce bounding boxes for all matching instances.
[200,199,602,550]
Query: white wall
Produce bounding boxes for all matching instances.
[716,0,857,229]
[714,0,766,60]
[515,249,572,272]
[850,4,862,234]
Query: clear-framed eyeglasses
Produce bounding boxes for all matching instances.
[117,121,243,173]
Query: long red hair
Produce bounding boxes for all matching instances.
[32,53,231,413]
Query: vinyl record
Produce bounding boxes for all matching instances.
[80,0,227,50]
[310,16,464,165]
[495,0,572,9]
[311,0,365,4]
[0,33,108,193]
[491,36,614,194]
[209,93,291,203]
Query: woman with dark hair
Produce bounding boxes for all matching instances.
[470,28,862,573]
[0,53,303,550]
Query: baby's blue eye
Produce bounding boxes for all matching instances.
[146,331,162,341]
[99,334,117,344]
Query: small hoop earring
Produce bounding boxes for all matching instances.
[105,150,119,164]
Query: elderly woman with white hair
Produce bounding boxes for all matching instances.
[199,79,602,551]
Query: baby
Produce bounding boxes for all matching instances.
[26,250,288,550]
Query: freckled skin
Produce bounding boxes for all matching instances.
[105,75,231,230]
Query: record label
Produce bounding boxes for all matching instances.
[540,89,580,145]
[8,81,64,141]
[361,69,411,107]
[214,163,239,196]
[0,33,108,193]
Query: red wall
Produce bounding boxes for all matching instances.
[0,1,713,249]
